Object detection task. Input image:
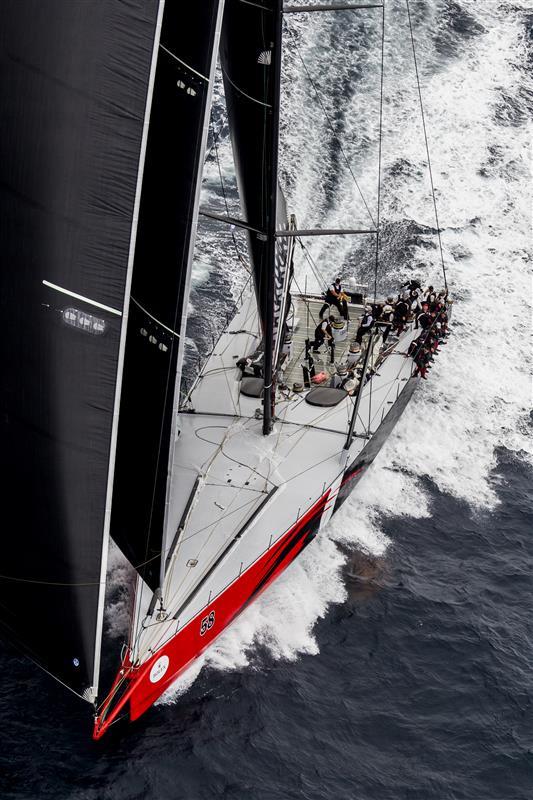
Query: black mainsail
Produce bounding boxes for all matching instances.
[110,2,224,592]
[220,0,287,434]
[0,1,162,699]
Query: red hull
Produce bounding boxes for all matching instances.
[93,491,331,739]
[92,364,416,739]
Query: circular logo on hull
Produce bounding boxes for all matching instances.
[149,654,169,684]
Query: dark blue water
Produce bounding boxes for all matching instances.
[1,448,531,799]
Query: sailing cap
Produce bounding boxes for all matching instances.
[383,305,393,313]
[349,342,361,353]
[337,363,349,375]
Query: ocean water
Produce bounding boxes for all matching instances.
[1,1,532,798]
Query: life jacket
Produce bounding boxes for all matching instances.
[326,280,341,298]
[315,320,331,338]
[395,301,408,318]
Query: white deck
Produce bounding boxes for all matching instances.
[130,292,419,664]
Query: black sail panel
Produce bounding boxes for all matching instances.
[219,0,279,335]
[110,2,223,591]
[221,0,291,434]
[0,1,160,697]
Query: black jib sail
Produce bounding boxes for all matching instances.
[220,0,287,433]
[0,1,162,699]
[110,2,223,592]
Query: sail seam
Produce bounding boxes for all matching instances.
[159,44,209,82]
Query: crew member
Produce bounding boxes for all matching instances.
[355,306,374,344]
[393,298,409,335]
[310,317,333,352]
[416,304,431,330]
[330,363,349,388]
[423,285,436,305]
[346,341,361,368]
[377,304,394,343]
[320,277,347,319]
[413,345,431,379]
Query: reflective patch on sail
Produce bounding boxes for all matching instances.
[257,50,272,65]
[62,308,106,335]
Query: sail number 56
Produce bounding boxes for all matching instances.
[200,610,215,636]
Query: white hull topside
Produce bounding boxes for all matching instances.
[127,292,419,668]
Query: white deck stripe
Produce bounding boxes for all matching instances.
[42,280,122,316]
[159,44,208,82]
[131,296,180,338]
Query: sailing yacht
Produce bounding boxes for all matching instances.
[0,0,450,739]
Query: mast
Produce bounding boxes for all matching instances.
[263,0,284,435]
[220,0,285,436]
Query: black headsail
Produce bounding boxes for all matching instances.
[0,1,162,699]
[110,2,224,591]
[220,0,286,434]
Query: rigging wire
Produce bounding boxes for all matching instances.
[193,426,276,490]
[210,123,251,275]
[284,24,377,228]
[373,2,386,303]
[405,0,448,291]
[297,237,329,289]
[0,573,99,587]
